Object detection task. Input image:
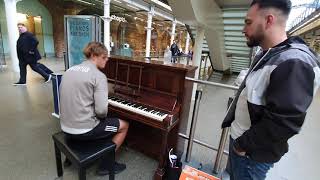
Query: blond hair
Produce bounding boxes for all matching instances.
[83,42,108,59]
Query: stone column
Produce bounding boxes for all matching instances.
[170,19,176,45]
[4,0,19,72]
[145,6,154,58]
[104,0,111,55]
[185,33,190,54]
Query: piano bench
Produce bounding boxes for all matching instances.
[52,132,116,180]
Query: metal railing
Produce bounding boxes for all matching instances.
[178,77,239,174]
[288,0,320,32]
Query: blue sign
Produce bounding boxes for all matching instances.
[66,17,93,67]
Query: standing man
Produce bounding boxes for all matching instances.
[59,42,129,175]
[222,0,320,179]
[13,23,52,86]
[170,40,180,63]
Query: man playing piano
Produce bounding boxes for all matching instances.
[59,42,129,175]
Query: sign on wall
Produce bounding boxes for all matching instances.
[64,15,101,69]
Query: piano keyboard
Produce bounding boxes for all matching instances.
[108,96,168,121]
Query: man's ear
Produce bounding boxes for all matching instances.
[266,14,274,29]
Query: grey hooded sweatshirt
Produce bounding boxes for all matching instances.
[59,60,108,134]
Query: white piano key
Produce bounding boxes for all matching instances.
[108,96,167,121]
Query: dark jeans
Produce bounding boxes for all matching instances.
[19,61,51,83]
[228,137,274,180]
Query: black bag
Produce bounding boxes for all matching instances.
[166,158,182,180]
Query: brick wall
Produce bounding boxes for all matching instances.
[39,0,84,58]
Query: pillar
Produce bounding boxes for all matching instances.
[104,0,111,55]
[145,6,154,58]
[170,19,176,45]
[4,0,19,72]
[185,33,190,54]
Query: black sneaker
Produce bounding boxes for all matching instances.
[13,82,26,86]
[44,74,52,83]
[97,162,126,176]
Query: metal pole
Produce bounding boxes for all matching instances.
[185,77,239,90]
[145,6,154,58]
[63,52,68,71]
[179,133,229,155]
[213,127,230,174]
[104,0,111,54]
[170,19,176,45]
[185,90,202,162]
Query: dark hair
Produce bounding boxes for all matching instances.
[83,42,108,59]
[251,0,292,16]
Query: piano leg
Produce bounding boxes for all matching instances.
[154,129,169,180]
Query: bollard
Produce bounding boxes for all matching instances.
[213,127,229,174]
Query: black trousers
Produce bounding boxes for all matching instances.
[19,61,51,83]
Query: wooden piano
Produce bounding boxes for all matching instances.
[103,55,197,179]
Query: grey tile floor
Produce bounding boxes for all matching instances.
[0,58,319,180]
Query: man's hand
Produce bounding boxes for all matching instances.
[233,146,246,156]
[233,140,246,156]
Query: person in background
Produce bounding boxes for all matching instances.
[59,42,129,175]
[13,23,53,86]
[170,40,180,63]
[222,0,320,179]
[164,46,172,62]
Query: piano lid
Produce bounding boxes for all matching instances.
[108,55,198,72]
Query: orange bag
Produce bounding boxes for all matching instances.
[179,165,220,180]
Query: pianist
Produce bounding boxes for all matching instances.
[59,42,129,175]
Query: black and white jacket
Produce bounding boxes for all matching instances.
[222,36,320,163]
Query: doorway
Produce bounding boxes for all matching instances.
[18,13,45,57]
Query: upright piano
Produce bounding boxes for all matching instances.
[103,56,197,179]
